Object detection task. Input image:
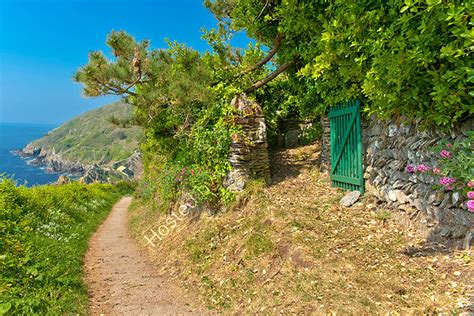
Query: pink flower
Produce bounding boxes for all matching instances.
[468,181,474,188]
[181,167,186,175]
[405,164,415,173]
[468,191,474,199]
[467,200,474,212]
[190,168,195,176]
[433,168,441,174]
[440,150,452,159]
[417,164,431,172]
[447,143,453,148]
[439,177,456,186]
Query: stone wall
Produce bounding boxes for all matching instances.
[320,114,331,173]
[363,116,474,248]
[224,94,271,191]
[274,122,319,149]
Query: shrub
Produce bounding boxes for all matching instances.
[405,132,473,211]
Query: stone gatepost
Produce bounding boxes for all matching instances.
[320,114,331,173]
[224,94,271,191]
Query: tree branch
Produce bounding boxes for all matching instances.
[244,60,294,93]
[209,32,285,88]
[237,32,284,77]
[105,84,138,97]
[254,0,271,22]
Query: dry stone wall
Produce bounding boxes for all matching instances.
[320,114,331,173]
[363,116,474,248]
[224,94,271,191]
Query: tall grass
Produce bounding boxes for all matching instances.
[0,178,132,315]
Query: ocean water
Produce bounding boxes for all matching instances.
[0,123,62,186]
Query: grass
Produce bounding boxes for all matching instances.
[129,145,473,314]
[372,209,392,225]
[0,178,132,315]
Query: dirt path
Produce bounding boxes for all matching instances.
[84,197,203,315]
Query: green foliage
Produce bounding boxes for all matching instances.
[0,178,131,314]
[433,132,474,192]
[207,0,473,126]
[75,31,249,210]
[372,209,392,225]
[298,122,322,146]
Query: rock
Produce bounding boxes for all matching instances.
[387,190,408,204]
[81,164,113,184]
[177,195,200,215]
[413,198,425,212]
[285,130,299,148]
[112,151,142,179]
[392,180,405,189]
[56,175,71,185]
[276,134,285,148]
[463,231,473,250]
[388,124,399,137]
[368,124,382,137]
[21,146,85,174]
[340,190,361,207]
[224,169,248,192]
[439,226,453,238]
[452,192,460,206]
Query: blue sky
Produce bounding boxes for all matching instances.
[0,0,249,124]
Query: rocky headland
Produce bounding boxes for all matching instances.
[19,145,142,183]
[17,101,143,184]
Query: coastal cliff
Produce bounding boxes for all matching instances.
[20,102,143,183]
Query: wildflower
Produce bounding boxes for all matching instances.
[468,191,474,199]
[433,168,441,174]
[467,200,474,212]
[439,177,456,186]
[440,150,452,158]
[468,181,474,188]
[181,167,186,175]
[405,164,415,173]
[417,164,431,172]
[190,168,195,176]
[447,143,453,148]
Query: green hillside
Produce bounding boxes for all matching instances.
[26,102,143,166]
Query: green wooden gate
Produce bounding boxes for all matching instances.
[328,100,364,194]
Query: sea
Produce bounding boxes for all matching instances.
[0,123,66,186]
